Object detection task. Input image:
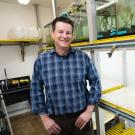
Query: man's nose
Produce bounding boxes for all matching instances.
[62,33,68,38]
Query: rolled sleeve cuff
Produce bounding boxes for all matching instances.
[87,94,101,105]
[31,104,48,115]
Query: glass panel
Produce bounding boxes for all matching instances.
[66,0,89,42]
[96,1,116,39]
[116,0,135,35]
[96,0,135,39]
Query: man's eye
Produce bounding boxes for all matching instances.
[67,32,72,35]
[58,31,63,33]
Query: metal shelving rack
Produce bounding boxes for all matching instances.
[75,1,135,132]
[45,35,135,135]
[0,89,13,135]
[72,35,135,135]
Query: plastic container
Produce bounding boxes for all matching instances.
[8,27,41,40]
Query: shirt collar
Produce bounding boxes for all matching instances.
[50,47,75,55]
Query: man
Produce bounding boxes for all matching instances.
[30,16,101,135]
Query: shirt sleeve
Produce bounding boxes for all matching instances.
[85,54,102,105]
[30,57,48,115]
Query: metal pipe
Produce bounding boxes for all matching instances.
[77,40,135,51]
[122,49,127,86]
[33,4,40,28]
[86,1,102,135]
[51,0,56,19]
[33,4,43,46]
[4,68,8,90]
[86,0,97,41]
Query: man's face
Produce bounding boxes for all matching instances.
[51,21,73,48]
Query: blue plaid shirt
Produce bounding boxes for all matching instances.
[30,48,101,115]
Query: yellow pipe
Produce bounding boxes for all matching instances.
[93,34,135,44]
[115,34,135,42]
[1,34,135,46]
[93,38,115,44]
[0,39,39,42]
[71,41,90,47]
[102,85,124,94]
[40,34,135,52]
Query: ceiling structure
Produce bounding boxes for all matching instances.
[0,0,114,8]
[0,0,75,8]
[0,0,52,7]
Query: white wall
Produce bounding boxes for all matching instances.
[99,50,135,86]
[126,50,135,86]
[0,45,39,79]
[100,51,123,82]
[0,1,53,80]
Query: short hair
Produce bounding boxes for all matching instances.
[52,16,74,32]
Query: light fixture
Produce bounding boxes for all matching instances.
[97,0,118,11]
[17,0,30,5]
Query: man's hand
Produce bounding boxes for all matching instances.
[75,105,94,129]
[40,115,61,135]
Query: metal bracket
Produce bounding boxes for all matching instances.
[20,42,25,62]
[107,45,117,58]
